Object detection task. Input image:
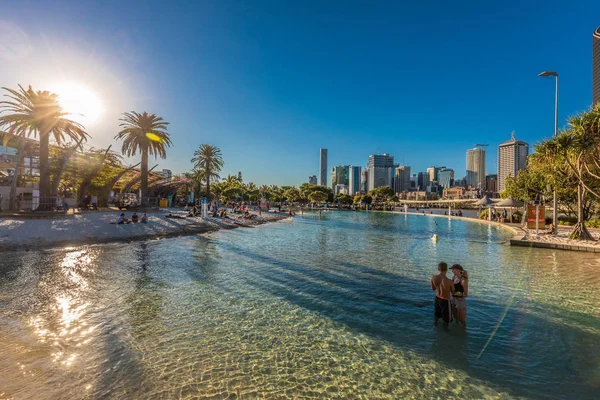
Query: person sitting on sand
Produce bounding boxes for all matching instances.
[140,213,148,223]
[117,213,130,224]
[131,212,139,223]
[166,213,186,219]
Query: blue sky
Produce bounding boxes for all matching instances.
[1,0,599,186]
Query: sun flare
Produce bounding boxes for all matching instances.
[51,82,103,124]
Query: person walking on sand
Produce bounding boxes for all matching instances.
[431,262,456,330]
[451,264,469,327]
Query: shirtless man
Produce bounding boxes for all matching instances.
[431,262,456,330]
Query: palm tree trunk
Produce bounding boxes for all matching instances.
[206,168,211,201]
[39,133,50,198]
[570,183,593,240]
[9,139,25,210]
[52,138,83,196]
[141,147,148,205]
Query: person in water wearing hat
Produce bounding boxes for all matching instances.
[431,262,456,330]
[450,264,469,327]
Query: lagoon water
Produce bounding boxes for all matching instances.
[1,212,599,399]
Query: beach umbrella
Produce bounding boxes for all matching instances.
[473,195,495,220]
[496,196,524,223]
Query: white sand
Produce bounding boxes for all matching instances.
[521,225,600,248]
[0,210,288,250]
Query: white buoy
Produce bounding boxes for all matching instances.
[432,234,439,241]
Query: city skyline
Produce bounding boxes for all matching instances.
[0,2,599,186]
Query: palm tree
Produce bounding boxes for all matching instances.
[0,85,89,202]
[191,144,223,200]
[114,111,172,205]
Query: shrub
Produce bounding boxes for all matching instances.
[558,216,577,226]
[479,209,489,220]
[585,218,600,228]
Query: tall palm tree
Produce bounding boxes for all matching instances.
[115,111,172,204]
[191,144,223,200]
[0,85,89,201]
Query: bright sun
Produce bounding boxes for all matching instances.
[51,82,103,124]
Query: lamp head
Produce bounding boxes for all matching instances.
[538,71,558,77]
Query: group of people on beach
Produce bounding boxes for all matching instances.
[116,212,147,224]
[431,262,469,329]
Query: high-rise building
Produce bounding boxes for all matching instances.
[466,147,486,189]
[594,26,600,105]
[308,175,317,185]
[238,171,242,181]
[361,170,369,193]
[485,174,498,193]
[427,166,436,182]
[348,166,362,196]
[438,168,454,189]
[162,169,172,183]
[366,154,394,191]
[331,165,349,190]
[498,132,529,192]
[417,172,430,190]
[394,166,411,193]
[319,148,328,186]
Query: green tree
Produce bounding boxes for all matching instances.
[334,193,353,205]
[191,144,223,200]
[115,111,172,204]
[283,187,301,203]
[0,85,89,201]
[308,191,328,203]
[369,186,395,202]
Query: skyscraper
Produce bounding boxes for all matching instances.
[427,166,436,182]
[417,172,430,190]
[348,166,362,196]
[331,165,349,190]
[498,132,529,192]
[319,149,328,186]
[308,175,317,185]
[366,154,394,191]
[394,166,411,193]
[594,26,600,105]
[466,147,486,189]
[438,168,454,189]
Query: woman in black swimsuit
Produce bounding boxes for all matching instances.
[451,264,469,327]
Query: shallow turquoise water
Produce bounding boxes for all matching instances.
[1,211,599,399]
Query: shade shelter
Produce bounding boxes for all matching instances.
[496,196,524,223]
[474,195,495,220]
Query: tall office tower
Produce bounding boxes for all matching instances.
[394,166,411,193]
[427,166,436,182]
[485,174,498,193]
[348,166,362,196]
[498,132,529,192]
[366,154,394,191]
[417,172,430,190]
[319,148,328,186]
[466,147,486,189]
[594,26,600,105]
[161,169,172,183]
[438,168,454,189]
[361,170,369,193]
[331,165,349,190]
[308,175,317,185]
[238,171,242,181]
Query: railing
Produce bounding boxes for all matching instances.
[11,195,70,212]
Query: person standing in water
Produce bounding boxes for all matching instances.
[451,264,469,327]
[431,262,456,330]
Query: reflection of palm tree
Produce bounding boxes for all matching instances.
[114,112,172,204]
[191,144,223,200]
[0,85,89,200]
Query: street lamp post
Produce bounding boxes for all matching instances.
[538,71,559,236]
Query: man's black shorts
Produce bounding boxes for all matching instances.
[435,296,450,323]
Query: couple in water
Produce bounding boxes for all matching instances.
[431,262,469,329]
